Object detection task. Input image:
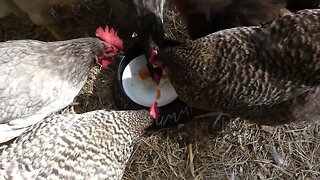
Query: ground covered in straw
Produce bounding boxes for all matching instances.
[0,1,319,179]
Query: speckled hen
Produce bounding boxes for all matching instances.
[0,109,154,179]
[0,26,123,143]
[154,9,320,124]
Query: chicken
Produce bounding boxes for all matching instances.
[131,0,167,64]
[0,25,123,143]
[152,9,320,124]
[105,0,166,61]
[0,0,88,40]
[103,0,168,91]
[172,0,320,40]
[0,109,155,179]
[173,0,290,40]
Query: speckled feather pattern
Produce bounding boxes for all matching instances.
[0,109,153,179]
[0,37,103,143]
[157,9,320,123]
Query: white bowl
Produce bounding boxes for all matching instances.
[122,54,178,107]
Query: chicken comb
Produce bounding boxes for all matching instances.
[96,25,124,51]
[149,101,159,120]
[148,50,158,64]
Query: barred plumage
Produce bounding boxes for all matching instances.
[0,109,153,179]
[156,9,320,124]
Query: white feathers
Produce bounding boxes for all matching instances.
[0,110,152,179]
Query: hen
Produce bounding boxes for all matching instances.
[0,109,155,179]
[130,0,167,67]
[106,0,166,61]
[0,25,123,143]
[173,0,320,40]
[153,9,320,124]
[0,0,88,40]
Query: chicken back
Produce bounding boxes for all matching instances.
[0,34,122,143]
[0,109,153,179]
[155,9,320,124]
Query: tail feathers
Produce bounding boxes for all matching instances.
[0,115,47,143]
[0,125,28,144]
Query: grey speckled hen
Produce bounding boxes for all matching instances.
[0,109,153,179]
[0,34,123,143]
[155,9,320,124]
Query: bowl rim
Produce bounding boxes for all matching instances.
[116,40,181,109]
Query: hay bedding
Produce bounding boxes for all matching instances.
[0,1,319,179]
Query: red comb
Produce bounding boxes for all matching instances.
[96,25,124,51]
[149,101,159,120]
[148,50,158,64]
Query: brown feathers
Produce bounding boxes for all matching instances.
[155,9,320,124]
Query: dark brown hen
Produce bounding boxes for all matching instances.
[173,0,290,39]
[106,0,166,61]
[154,9,320,124]
[173,0,320,40]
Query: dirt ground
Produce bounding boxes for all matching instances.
[0,1,319,179]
